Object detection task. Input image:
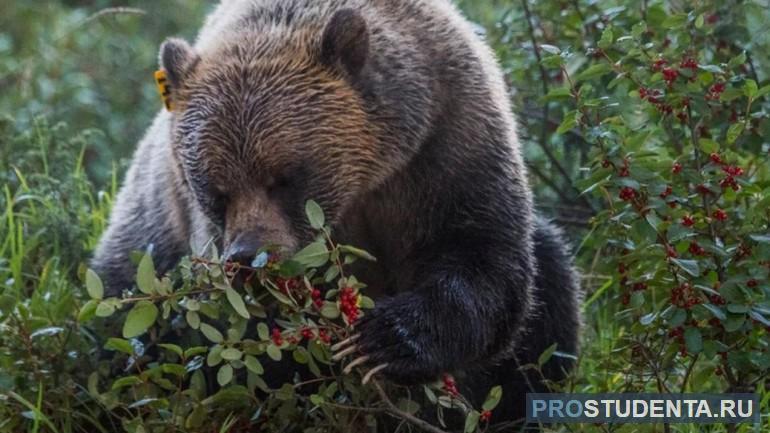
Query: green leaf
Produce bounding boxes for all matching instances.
[728,52,746,69]
[217,364,233,386]
[541,54,564,68]
[320,302,340,319]
[543,87,572,101]
[225,287,250,319]
[105,338,134,354]
[85,269,104,300]
[266,344,282,361]
[338,245,377,261]
[244,355,264,375]
[78,299,98,322]
[671,258,700,277]
[749,234,770,243]
[538,343,558,366]
[702,304,726,321]
[305,200,325,229]
[359,296,375,309]
[598,27,614,49]
[276,383,295,401]
[662,13,689,29]
[292,241,329,268]
[257,322,270,341]
[539,44,560,55]
[727,122,745,144]
[556,111,578,135]
[575,63,612,82]
[220,348,242,361]
[743,79,758,98]
[95,301,115,318]
[111,376,142,389]
[482,386,503,411]
[695,13,704,29]
[186,310,200,329]
[200,323,224,344]
[756,84,770,99]
[684,327,702,354]
[464,410,480,433]
[158,343,183,358]
[122,301,158,338]
[136,253,156,295]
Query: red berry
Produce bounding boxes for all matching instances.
[681,215,695,227]
[301,327,315,340]
[689,241,705,256]
[709,153,723,164]
[442,374,459,397]
[619,187,637,201]
[712,209,728,221]
[672,162,683,174]
[680,58,698,70]
[747,279,758,288]
[722,165,744,176]
[652,58,668,72]
[662,67,679,85]
[480,410,492,423]
[659,185,673,198]
[696,184,712,195]
[666,246,678,258]
[318,329,332,344]
[271,327,284,346]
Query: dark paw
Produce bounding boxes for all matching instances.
[331,297,442,385]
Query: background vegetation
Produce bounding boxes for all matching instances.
[1,0,769,432]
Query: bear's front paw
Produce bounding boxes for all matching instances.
[331,297,443,385]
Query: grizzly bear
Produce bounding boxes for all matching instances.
[92,0,581,426]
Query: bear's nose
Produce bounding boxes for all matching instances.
[224,233,261,266]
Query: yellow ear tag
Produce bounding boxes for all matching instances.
[154,69,173,111]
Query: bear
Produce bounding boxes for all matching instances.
[91,0,582,427]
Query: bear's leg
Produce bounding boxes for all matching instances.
[466,218,581,426]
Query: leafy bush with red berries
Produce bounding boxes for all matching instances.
[474,0,769,426]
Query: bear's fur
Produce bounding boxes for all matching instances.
[92,0,582,425]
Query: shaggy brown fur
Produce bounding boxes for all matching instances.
[92,0,581,427]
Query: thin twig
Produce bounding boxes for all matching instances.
[372,381,449,433]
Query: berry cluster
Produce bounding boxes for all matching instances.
[712,208,728,222]
[670,282,703,309]
[688,241,706,256]
[619,186,637,201]
[318,329,332,345]
[705,82,726,100]
[339,287,361,323]
[271,327,283,346]
[311,288,324,308]
[442,374,459,397]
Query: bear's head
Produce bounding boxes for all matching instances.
[159,9,392,264]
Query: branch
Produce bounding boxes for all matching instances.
[373,381,449,433]
[520,0,596,212]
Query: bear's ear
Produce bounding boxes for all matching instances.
[159,37,198,89]
[321,9,369,77]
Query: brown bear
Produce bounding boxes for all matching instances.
[92,0,581,426]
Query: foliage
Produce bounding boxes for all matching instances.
[1,0,770,432]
